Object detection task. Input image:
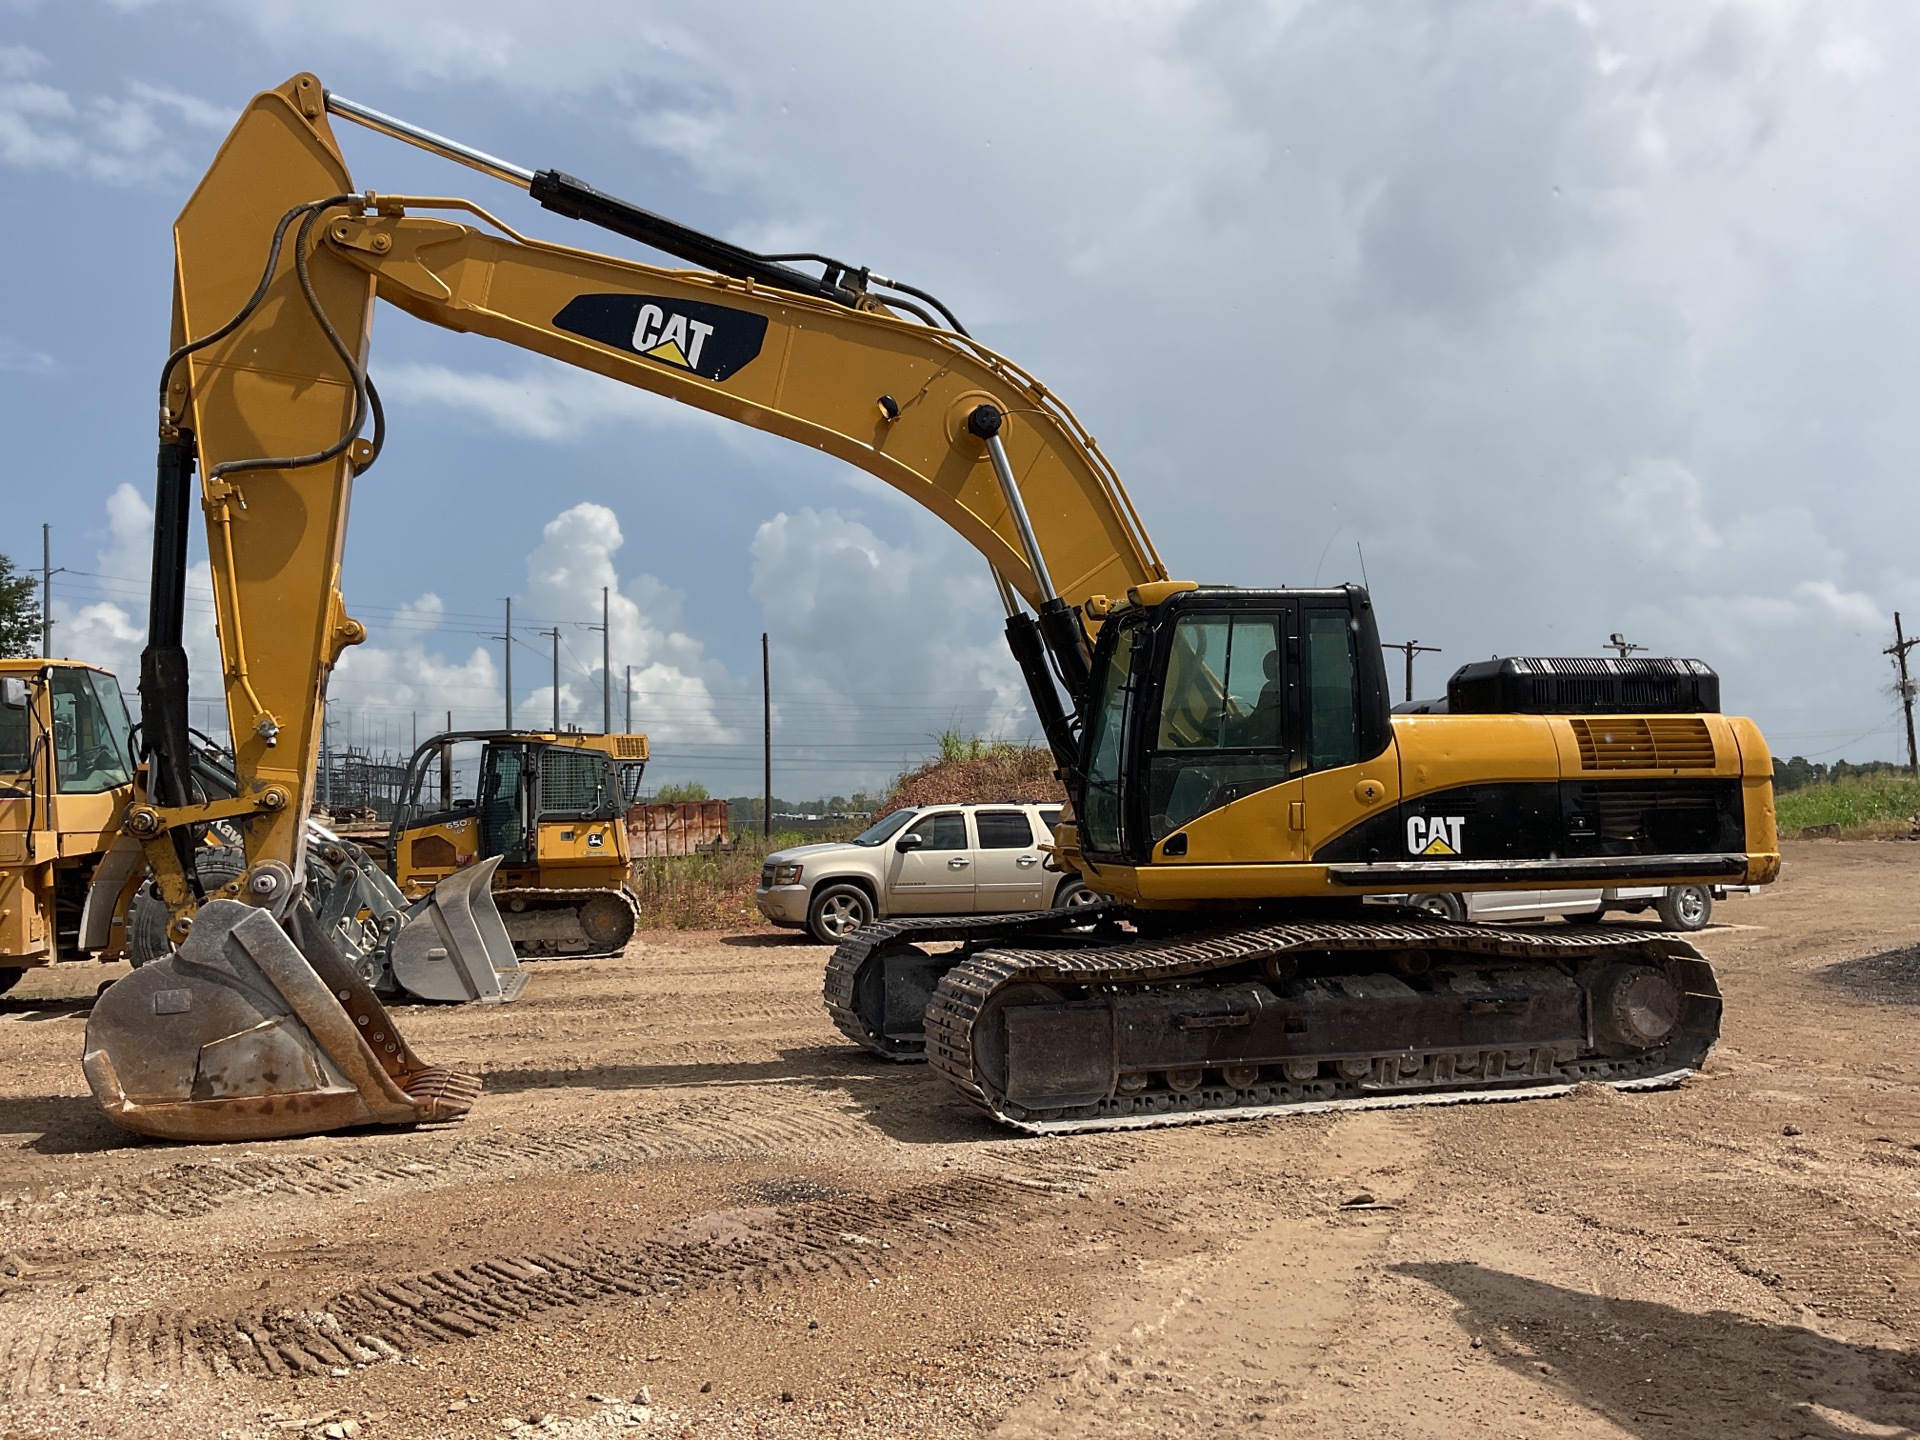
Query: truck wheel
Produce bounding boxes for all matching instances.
[0,968,22,997]
[1053,878,1104,912]
[807,884,874,945]
[1411,893,1465,923]
[1656,885,1712,932]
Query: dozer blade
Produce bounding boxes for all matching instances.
[389,856,526,1004]
[82,899,480,1142]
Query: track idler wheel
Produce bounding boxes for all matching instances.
[577,891,637,953]
[1588,964,1682,1054]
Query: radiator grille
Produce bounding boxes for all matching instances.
[1569,717,1716,771]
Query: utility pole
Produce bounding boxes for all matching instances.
[1380,640,1440,704]
[411,711,417,751]
[1606,632,1647,659]
[40,524,63,658]
[762,631,772,839]
[543,627,561,732]
[624,664,632,733]
[497,597,513,730]
[600,586,612,733]
[1887,612,1920,777]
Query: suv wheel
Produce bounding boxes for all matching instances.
[1656,884,1712,932]
[1411,892,1466,923]
[807,883,875,945]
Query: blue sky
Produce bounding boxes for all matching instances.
[5,1,1918,795]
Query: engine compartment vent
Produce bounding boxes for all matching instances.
[1446,656,1720,716]
[1569,717,1717,771]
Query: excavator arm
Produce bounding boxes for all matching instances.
[85,73,1167,1142]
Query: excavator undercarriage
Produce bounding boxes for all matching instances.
[826,908,1718,1134]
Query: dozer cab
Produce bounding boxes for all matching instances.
[389,730,647,956]
[79,74,1778,1145]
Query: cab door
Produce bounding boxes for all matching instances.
[886,810,975,914]
[1294,603,1400,858]
[970,808,1050,911]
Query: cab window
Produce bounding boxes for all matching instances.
[50,668,133,794]
[0,694,28,775]
[976,810,1036,849]
[909,812,968,850]
[1148,613,1289,839]
[1304,610,1359,771]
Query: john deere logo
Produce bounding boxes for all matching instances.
[552,294,768,382]
[1405,815,1465,856]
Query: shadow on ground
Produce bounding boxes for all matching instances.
[716,932,814,949]
[1399,1261,1920,1440]
[477,1046,1002,1144]
[3,1095,141,1155]
[1818,946,1920,1006]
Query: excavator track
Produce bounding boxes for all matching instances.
[495,886,638,958]
[911,917,1719,1135]
[823,907,1118,1060]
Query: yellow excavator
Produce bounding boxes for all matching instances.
[388,728,648,956]
[82,74,1778,1143]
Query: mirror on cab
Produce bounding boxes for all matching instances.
[0,677,26,710]
[895,831,924,852]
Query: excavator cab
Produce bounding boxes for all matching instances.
[1076,584,1394,872]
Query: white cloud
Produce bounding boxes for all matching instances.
[0,50,227,185]
[379,358,739,445]
[749,507,1030,793]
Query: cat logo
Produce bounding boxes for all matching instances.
[551,293,769,382]
[1405,814,1465,856]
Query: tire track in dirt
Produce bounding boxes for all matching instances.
[0,1089,905,1223]
[1564,1163,1920,1334]
[0,1165,1152,1400]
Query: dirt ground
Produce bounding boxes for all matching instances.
[5,840,1920,1439]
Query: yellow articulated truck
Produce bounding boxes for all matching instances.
[387,729,648,956]
[0,658,144,991]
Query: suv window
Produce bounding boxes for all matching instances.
[976,810,1036,849]
[911,812,968,850]
[1038,807,1062,833]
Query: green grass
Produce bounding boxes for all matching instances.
[1775,772,1920,836]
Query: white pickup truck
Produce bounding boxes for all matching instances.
[1389,882,1739,932]
[755,802,1096,943]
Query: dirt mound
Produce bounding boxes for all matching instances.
[875,744,1064,818]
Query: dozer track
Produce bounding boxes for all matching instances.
[495,887,638,958]
[828,914,1719,1135]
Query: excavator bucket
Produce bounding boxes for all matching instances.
[82,898,480,1142]
[388,856,526,1004]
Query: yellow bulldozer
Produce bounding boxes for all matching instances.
[388,728,648,956]
[77,74,1778,1144]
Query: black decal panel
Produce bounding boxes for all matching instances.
[552,294,768,382]
[1314,779,1744,864]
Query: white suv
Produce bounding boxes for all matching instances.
[755,802,1094,943]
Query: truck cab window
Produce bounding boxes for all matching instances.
[0,700,28,775]
[50,668,133,795]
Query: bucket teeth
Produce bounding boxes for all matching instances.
[402,1067,483,1121]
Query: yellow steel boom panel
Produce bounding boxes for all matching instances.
[155,75,1162,896]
